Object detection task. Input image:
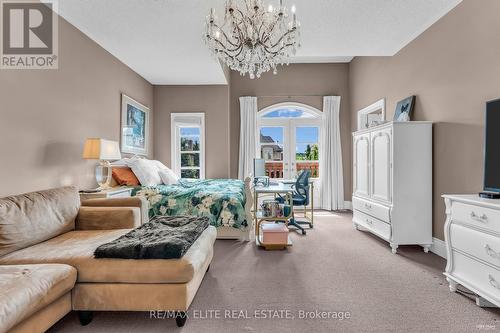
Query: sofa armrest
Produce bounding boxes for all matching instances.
[76,206,141,230]
[81,197,149,225]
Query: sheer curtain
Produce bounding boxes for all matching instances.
[320,96,344,210]
[238,96,258,180]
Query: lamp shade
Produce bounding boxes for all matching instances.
[82,138,122,160]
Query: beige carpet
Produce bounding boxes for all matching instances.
[49,211,500,332]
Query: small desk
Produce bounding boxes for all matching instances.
[253,183,295,248]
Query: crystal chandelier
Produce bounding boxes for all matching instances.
[204,0,301,79]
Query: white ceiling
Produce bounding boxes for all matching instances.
[54,0,462,85]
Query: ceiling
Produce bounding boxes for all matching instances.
[54,0,462,85]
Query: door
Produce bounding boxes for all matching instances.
[353,133,370,197]
[257,104,323,208]
[259,123,320,179]
[371,127,392,203]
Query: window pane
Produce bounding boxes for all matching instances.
[262,108,316,119]
[296,127,319,143]
[180,127,200,136]
[265,162,284,179]
[181,136,200,151]
[296,143,319,161]
[295,127,319,177]
[181,169,200,179]
[260,127,283,161]
[296,127,319,161]
[181,153,200,167]
[297,162,319,178]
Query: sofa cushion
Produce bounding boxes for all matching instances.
[0,264,76,333]
[0,226,217,284]
[0,186,80,257]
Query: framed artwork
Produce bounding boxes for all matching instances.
[393,95,415,122]
[121,94,150,155]
[357,98,386,129]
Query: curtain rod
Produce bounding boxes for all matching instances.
[256,94,325,98]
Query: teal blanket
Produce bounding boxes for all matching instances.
[131,179,248,229]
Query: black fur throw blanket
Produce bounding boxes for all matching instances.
[94,215,210,259]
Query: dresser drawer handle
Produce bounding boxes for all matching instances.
[489,274,500,290]
[470,212,488,223]
[365,218,373,225]
[485,245,500,260]
[364,203,372,210]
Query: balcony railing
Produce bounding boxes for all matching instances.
[297,162,319,178]
[264,162,283,178]
[265,161,319,179]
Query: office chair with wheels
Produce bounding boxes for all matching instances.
[276,170,313,235]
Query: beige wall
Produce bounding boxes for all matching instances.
[153,85,230,178]
[229,63,352,197]
[349,0,500,240]
[0,16,153,197]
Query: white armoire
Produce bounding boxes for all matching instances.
[352,121,433,254]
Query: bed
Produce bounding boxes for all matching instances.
[130,177,254,241]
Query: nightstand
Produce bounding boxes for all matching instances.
[79,187,132,201]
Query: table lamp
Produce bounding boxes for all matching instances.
[82,138,121,190]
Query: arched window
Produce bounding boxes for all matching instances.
[257,103,322,179]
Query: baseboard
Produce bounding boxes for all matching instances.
[312,201,352,210]
[430,237,447,259]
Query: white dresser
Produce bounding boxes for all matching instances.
[352,121,433,254]
[443,195,500,307]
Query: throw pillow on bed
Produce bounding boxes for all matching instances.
[159,168,179,185]
[126,158,162,186]
[152,160,180,185]
[112,167,140,186]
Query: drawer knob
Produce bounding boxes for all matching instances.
[365,218,373,225]
[365,203,372,209]
[489,274,500,290]
[470,212,488,223]
[484,244,500,260]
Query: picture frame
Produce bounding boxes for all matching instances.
[120,94,150,156]
[393,96,415,122]
[357,98,386,129]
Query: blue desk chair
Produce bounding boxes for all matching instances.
[276,170,313,235]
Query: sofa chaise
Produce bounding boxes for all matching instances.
[0,186,216,331]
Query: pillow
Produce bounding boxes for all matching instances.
[152,160,169,171]
[159,168,180,185]
[110,158,131,166]
[126,158,162,186]
[150,160,180,184]
[112,167,140,186]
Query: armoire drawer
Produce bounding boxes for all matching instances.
[353,210,391,241]
[352,196,391,223]
[452,202,500,234]
[450,251,500,305]
[450,224,500,269]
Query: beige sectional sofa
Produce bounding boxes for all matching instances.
[0,186,216,332]
[0,264,76,333]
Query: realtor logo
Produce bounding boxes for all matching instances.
[1,0,58,69]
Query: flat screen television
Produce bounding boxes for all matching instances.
[484,98,500,193]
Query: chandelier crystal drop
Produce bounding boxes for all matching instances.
[204,0,301,79]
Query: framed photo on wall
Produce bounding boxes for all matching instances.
[121,94,150,156]
[393,95,415,122]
